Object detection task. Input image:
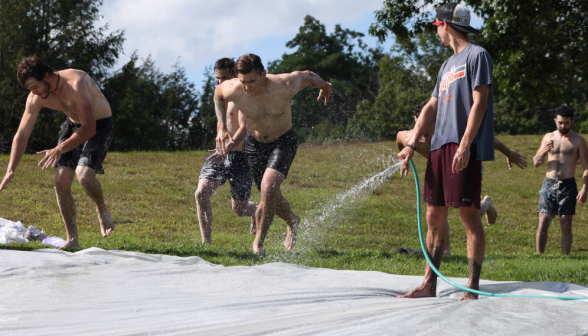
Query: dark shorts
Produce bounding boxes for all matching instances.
[538,177,577,216]
[55,117,114,174]
[424,143,482,208]
[199,151,252,201]
[243,128,298,191]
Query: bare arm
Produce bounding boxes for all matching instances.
[452,85,490,173]
[576,136,588,204]
[293,71,332,105]
[397,97,438,163]
[0,94,41,191]
[494,137,527,169]
[533,134,553,168]
[231,111,248,147]
[213,85,232,154]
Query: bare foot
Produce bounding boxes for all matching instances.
[250,216,257,235]
[60,238,80,250]
[483,196,497,225]
[284,214,300,251]
[253,245,264,256]
[98,211,115,237]
[397,282,436,298]
[458,292,478,301]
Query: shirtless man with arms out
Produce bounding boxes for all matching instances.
[397,102,528,255]
[213,54,332,255]
[533,104,588,255]
[0,56,115,249]
[196,58,257,244]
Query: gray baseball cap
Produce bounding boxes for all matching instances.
[435,3,480,34]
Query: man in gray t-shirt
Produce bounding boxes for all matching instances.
[398,2,493,301]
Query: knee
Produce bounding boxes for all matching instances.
[195,184,211,204]
[54,170,73,191]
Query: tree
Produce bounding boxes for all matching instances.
[0,0,124,152]
[269,15,384,142]
[187,67,217,151]
[369,0,588,134]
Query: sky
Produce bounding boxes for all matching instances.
[99,0,483,88]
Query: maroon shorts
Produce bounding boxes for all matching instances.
[424,143,482,208]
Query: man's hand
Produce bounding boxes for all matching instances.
[505,149,527,170]
[205,149,226,166]
[317,83,332,106]
[577,188,587,205]
[452,146,470,174]
[399,162,409,176]
[0,171,15,192]
[397,146,415,164]
[37,147,62,170]
[215,128,233,155]
[543,140,555,153]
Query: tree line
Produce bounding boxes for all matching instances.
[1,0,587,153]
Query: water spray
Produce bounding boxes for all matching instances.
[408,159,587,300]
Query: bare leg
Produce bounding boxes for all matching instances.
[559,215,573,256]
[232,199,258,235]
[253,168,299,255]
[458,204,486,301]
[76,166,114,237]
[536,212,553,254]
[398,205,448,298]
[195,178,222,244]
[480,196,497,225]
[444,220,451,256]
[55,167,80,249]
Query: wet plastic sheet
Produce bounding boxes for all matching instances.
[1,248,587,335]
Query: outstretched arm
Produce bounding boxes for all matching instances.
[37,75,96,169]
[293,71,332,105]
[0,94,41,192]
[576,137,588,204]
[533,134,552,168]
[494,137,527,169]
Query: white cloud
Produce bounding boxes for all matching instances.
[99,0,387,83]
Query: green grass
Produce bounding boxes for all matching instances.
[1,136,588,286]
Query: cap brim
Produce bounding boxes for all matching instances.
[451,24,480,34]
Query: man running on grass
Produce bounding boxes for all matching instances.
[0,56,114,249]
[212,53,332,255]
[533,104,588,255]
[196,58,257,244]
[397,102,527,255]
[398,3,494,300]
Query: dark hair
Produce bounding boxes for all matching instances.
[17,56,54,87]
[554,104,575,120]
[214,58,235,74]
[413,101,427,119]
[235,54,264,75]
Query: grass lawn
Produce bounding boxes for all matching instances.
[1,135,588,286]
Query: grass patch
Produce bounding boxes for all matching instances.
[1,136,588,285]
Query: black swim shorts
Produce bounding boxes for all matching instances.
[199,151,253,201]
[55,117,114,174]
[243,128,298,191]
[538,177,578,216]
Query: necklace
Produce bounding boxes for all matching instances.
[48,73,60,94]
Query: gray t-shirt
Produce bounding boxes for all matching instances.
[431,43,494,161]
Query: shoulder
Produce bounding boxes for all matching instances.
[570,131,587,145]
[468,44,493,62]
[25,92,44,110]
[217,78,241,97]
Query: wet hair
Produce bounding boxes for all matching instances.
[554,104,575,120]
[17,56,54,87]
[235,54,265,75]
[214,58,235,74]
[413,101,427,119]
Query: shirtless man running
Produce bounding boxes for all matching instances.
[213,54,332,255]
[396,102,528,255]
[533,104,588,255]
[196,58,257,244]
[0,56,115,249]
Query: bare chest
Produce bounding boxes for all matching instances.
[44,96,79,118]
[236,95,290,120]
[550,139,577,158]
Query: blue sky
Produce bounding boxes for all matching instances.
[99,1,483,89]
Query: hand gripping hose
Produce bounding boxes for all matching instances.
[408,159,587,300]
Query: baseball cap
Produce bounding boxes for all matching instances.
[435,3,480,34]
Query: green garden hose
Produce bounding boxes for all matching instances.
[408,158,587,300]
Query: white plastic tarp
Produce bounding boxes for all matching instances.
[1,248,587,335]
